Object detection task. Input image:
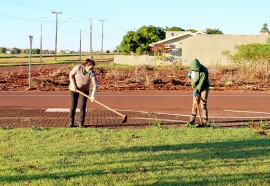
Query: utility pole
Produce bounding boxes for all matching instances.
[29,35,33,89]
[52,11,62,61]
[79,29,82,61]
[90,18,93,60]
[40,24,42,63]
[99,19,106,60]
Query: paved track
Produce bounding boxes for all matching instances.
[0,91,269,128]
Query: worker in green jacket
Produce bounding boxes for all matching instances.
[188,59,210,127]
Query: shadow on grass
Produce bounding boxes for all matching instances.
[1,138,269,185]
[87,138,270,159]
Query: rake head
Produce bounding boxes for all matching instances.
[122,115,128,123]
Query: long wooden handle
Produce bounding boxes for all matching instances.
[76,90,125,118]
[195,97,203,125]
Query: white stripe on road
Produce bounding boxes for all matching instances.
[46,108,88,112]
[224,109,270,115]
[131,117,187,122]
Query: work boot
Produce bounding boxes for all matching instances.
[203,121,211,127]
[196,124,205,128]
[79,122,86,128]
[70,120,76,128]
[186,120,196,127]
[188,120,195,125]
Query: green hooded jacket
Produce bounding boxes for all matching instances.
[189,59,210,93]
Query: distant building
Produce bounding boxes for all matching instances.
[259,31,269,35]
[6,50,13,54]
[150,31,270,66]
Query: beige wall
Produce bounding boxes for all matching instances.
[114,55,173,66]
[182,35,270,66]
[115,34,270,67]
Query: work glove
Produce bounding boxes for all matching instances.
[69,84,77,92]
[193,92,199,97]
[90,88,97,102]
[187,72,191,77]
[90,96,95,102]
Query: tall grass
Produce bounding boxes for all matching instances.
[0,128,269,185]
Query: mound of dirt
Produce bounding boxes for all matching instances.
[0,65,269,92]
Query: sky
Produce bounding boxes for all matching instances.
[1,0,270,52]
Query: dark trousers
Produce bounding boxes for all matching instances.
[70,90,89,124]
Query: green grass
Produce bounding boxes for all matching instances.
[0,127,269,185]
[0,54,114,66]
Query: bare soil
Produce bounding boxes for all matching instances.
[0,65,269,92]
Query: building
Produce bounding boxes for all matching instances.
[150,31,270,66]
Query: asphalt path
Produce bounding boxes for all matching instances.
[0,91,269,120]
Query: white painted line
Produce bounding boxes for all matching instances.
[115,109,270,119]
[131,117,187,122]
[224,109,270,115]
[209,116,270,119]
[114,109,190,117]
[46,108,88,112]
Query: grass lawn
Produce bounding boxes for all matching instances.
[0,127,269,185]
[0,54,114,66]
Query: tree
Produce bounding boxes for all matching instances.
[24,49,30,54]
[32,48,40,54]
[0,47,7,54]
[260,23,269,33]
[166,26,185,31]
[12,47,21,54]
[119,25,165,55]
[186,29,197,33]
[205,28,223,34]
[151,43,167,56]
[228,43,270,80]
[119,31,138,54]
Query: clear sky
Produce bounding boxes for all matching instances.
[1,0,269,52]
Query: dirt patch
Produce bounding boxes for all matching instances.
[0,65,269,92]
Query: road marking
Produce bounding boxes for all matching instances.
[115,109,190,117]
[224,109,270,115]
[115,109,270,119]
[46,108,88,112]
[131,117,187,123]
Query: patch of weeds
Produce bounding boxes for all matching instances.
[186,123,196,128]
[208,121,221,128]
[258,120,270,130]
[148,116,168,129]
[144,65,154,70]
[71,129,84,136]
[0,126,15,130]
[186,121,220,128]
[31,126,49,131]
[257,131,269,136]
[248,120,269,130]
[153,122,168,129]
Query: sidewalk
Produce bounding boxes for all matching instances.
[0,108,188,129]
[0,108,266,129]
